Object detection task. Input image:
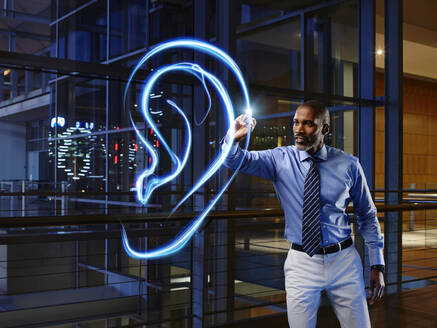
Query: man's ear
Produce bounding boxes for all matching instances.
[322,124,330,135]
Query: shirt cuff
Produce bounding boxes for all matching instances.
[368,247,385,267]
[221,138,239,156]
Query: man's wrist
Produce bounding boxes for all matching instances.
[224,135,240,145]
[371,265,385,273]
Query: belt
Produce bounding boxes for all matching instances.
[291,237,353,255]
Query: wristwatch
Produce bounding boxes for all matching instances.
[371,265,385,273]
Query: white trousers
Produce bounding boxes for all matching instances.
[284,245,371,328]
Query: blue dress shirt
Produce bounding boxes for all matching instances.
[224,143,384,266]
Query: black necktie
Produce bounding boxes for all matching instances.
[302,157,321,257]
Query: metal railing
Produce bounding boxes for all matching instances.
[3,179,437,217]
[0,199,435,327]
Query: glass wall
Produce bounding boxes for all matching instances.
[304,1,358,96]
[232,0,359,209]
[0,1,400,326]
[0,0,366,217]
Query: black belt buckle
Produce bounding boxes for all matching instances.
[321,242,341,255]
[293,237,351,255]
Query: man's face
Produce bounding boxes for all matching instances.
[293,106,325,152]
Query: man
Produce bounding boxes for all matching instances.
[223,100,384,328]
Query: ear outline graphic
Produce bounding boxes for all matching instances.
[121,39,252,259]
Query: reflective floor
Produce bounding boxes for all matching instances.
[318,284,437,328]
[220,284,437,328]
[369,284,437,328]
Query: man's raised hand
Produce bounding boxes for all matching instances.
[225,114,256,143]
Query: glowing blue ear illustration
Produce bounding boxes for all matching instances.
[121,39,252,259]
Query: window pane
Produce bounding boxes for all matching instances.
[237,17,301,90]
[305,0,358,96]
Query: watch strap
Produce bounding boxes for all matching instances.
[371,265,385,273]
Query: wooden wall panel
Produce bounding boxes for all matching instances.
[374,72,437,190]
[428,116,437,135]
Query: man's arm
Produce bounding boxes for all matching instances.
[222,115,277,181]
[349,159,385,304]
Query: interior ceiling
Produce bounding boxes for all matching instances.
[240,0,322,12]
[14,0,51,16]
[244,0,437,33]
[374,0,437,80]
[241,0,437,80]
[0,0,50,54]
[376,0,437,32]
[1,0,435,79]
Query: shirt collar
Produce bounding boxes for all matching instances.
[298,144,328,162]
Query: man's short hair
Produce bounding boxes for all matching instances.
[300,100,330,125]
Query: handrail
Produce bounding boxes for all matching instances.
[2,189,437,197]
[0,202,436,228]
